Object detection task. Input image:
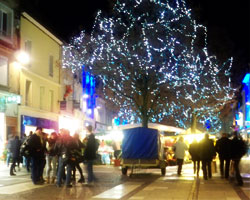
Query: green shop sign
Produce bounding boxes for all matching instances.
[0,97,6,112]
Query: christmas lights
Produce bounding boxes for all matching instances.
[62,0,235,132]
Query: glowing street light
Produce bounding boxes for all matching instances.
[15,51,30,65]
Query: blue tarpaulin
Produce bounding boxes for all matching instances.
[122,127,158,159]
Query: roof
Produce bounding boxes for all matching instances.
[115,123,185,134]
[21,12,63,45]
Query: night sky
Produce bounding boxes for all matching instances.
[21,0,249,85]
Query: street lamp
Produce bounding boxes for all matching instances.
[15,51,30,65]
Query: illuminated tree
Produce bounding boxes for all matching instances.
[63,0,234,132]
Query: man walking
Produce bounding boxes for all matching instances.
[173,136,188,175]
[200,133,216,180]
[189,139,200,176]
[215,133,231,179]
[231,131,247,186]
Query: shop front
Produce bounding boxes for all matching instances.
[21,115,58,136]
[0,91,21,158]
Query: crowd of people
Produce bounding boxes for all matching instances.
[5,127,248,188]
[173,131,247,186]
[6,125,99,187]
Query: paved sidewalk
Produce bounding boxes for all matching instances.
[0,161,249,200]
[91,165,250,200]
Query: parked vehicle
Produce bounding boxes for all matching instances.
[121,127,167,176]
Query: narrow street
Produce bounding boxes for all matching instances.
[0,162,249,200]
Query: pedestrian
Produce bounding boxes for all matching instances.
[200,133,216,180]
[27,127,46,185]
[215,133,231,179]
[72,133,85,184]
[173,136,188,175]
[84,125,98,185]
[189,139,201,176]
[230,131,247,186]
[10,136,21,176]
[6,135,14,167]
[45,132,58,184]
[54,129,75,188]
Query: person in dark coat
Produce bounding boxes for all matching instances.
[10,136,21,176]
[72,133,85,183]
[230,131,247,186]
[215,133,231,179]
[84,125,98,185]
[200,133,216,180]
[28,127,45,185]
[189,139,200,176]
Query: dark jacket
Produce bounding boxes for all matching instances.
[231,136,247,160]
[200,138,216,161]
[10,137,21,158]
[54,135,78,164]
[84,134,98,160]
[189,141,200,161]
[28,134,45,158]
[215,137,231,159]
[54,135,72,157]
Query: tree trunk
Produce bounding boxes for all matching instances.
[142,114,148,128]
[191,112,197,134]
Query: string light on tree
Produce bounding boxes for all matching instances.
[62,0,235,133]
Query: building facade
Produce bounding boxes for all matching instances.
[18,12,63,136]
[0,0,21,155]
[236,73,250,138]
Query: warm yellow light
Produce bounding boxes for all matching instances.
[16,51,30,65]
[59,116,80,136]
[13,61,22,69]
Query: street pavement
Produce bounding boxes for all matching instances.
[0,161,249,200]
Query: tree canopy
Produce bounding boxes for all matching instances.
[63,0,234,132]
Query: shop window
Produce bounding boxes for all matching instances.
[0,56,8,87]
[25,80,32,106]
[0,3,13,43]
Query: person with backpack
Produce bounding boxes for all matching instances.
[20,131,32,172]
[230,131,247,186]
